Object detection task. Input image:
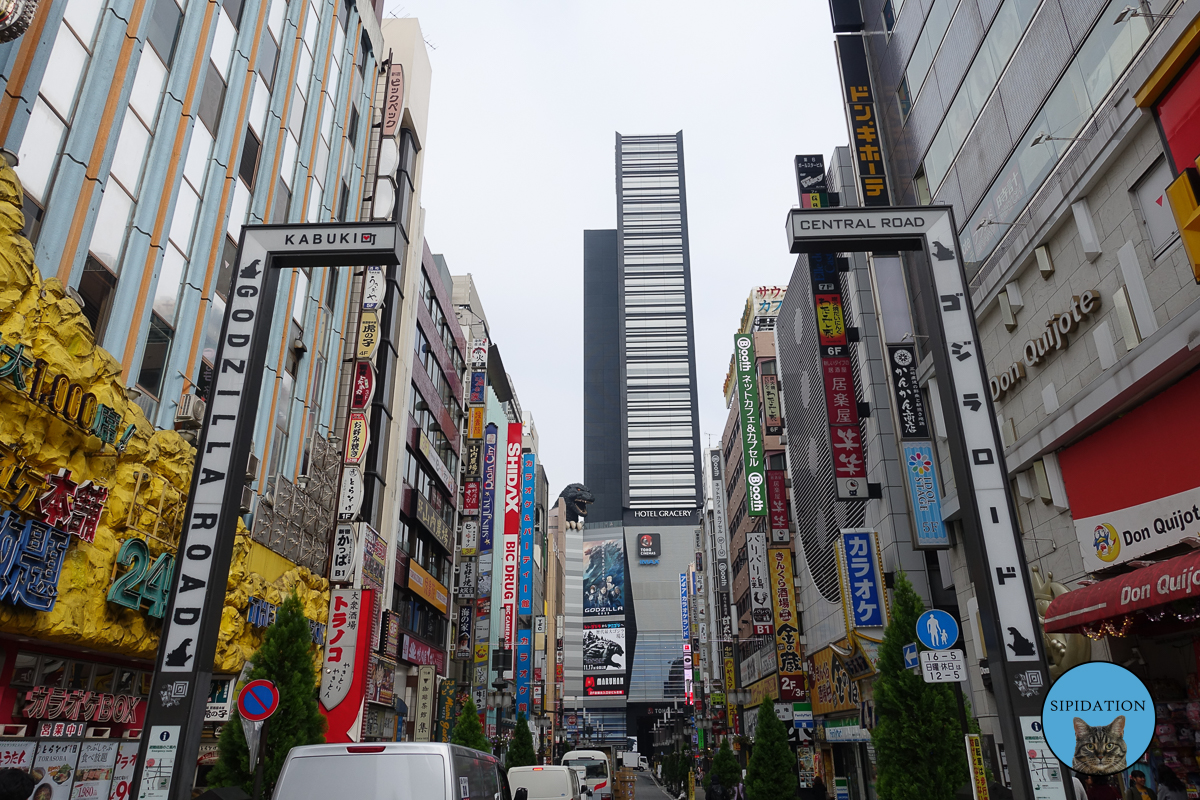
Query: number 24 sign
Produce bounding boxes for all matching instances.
[107,538,174,618]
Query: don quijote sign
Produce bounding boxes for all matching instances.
[989,291,1101,401]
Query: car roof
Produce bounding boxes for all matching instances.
[509,766,573,773]
[284,742,497,762]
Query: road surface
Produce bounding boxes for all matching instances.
[634,771,677,800]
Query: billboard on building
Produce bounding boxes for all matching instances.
[502,423,523,648]
[708,448,731,593]
[480,424,497,553]
[518,454,536,616]
[583,538,625,616]
[583,622,626,673]
[733,334,768,516]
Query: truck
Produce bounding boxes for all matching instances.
[617,751,646,771]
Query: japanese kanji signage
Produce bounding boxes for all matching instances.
[809,253,868,500]
[518,453,535,615]
[380,63,405,137]
[835,35,890,206]
[350,362,375,410]
[470,339,488,368]
[337,466,364,521]
[468,372,486,404]
[733,334,767,516]
[761,374,782,436]
[836,530,888,630]
[462,481,480,516]
[747,524,773,635]
[356,311,380,360]
[330,523,358,583]
[794,154,828,200]
[767,470,790,544]
[344,412,369,465]
[464,441,481,478]
[320,588,374,743]
[413,665,436,742]
[887,345,928,439]
[516,628,532,715]
[23,686,142,723]
[0,511,72,612]
[460,519,479,556]
[361,265,385,310]
[457,557,476,598]
[0,462,111,545]
[455,604,474,661]
[769,548,805,701]
[480,424,498,553]
[468,407,484,440]
[708,448,731,594]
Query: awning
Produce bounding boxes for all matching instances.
[1044,548,1200,633]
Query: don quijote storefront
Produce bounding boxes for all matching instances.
[0,165,330,795]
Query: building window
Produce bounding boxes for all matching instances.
[146,0,183,66]
[198,62,227,135]
[217,236,237,300]
[273,178,291,224]
[22,194,44,246]
[136,314,173,399]
[914,168,932,205]
[882,0,900,32]
[897,76,912,120]
[77,257,116,341]
[239,127,261,189]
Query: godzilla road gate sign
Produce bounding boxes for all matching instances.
[786,205,1053,800]
[133,222,405,800]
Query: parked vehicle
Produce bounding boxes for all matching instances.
[561,749,612,800]
[638,756,648,771]
[509,765,589,800]
[271,742,511,800]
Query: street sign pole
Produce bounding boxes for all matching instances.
[131,223,405,800]
[787,206,1054,800]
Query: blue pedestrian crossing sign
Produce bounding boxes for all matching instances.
[903,642,919,669]
[916,609,958,650]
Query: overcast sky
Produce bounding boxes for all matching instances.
[384,1,849,496]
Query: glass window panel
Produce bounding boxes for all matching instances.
[204,294,225,361]
[226,174,251,239]
[198,61,226,135]
[129,48,167,128]
[90,183,133,269]
[67,661,91,690]
[169,183,199,251]
[153,243,187,322]
[11,652,38,685]
[145,0,182,66]
[289,85,306,136]
[1042,63,1091,140]
[110,108,151,196]
[249,74,269,136]
[292,269,309,325]
[307,180,323,222]
[40,658,66,688]
[268,0,286,38]
[63,0,104,49]
[305,2,319,43]
[184,122,213,192]
[280,132,299,188]
[296,47,314,99]
[327,52,341,102]
[1077,4,1149,107]
[114,669,136,695]
[41,25,89,121]
[137,314,173,398]
[17,98,65,202]
[321,94,336,143]
[314,139,330,183]
[210,8,237,80]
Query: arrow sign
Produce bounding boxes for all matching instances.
[238,679,280,722]
[961,394,982,412]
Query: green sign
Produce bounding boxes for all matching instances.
[733,334,767,516]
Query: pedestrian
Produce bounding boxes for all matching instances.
[1087,774,1122,800]
[709,775,728,800]
[1126,770,1154,800]
[1156,768,1187,800]
[1071,773,1088,800]
[0,769,34,800]
[812,776,827,800]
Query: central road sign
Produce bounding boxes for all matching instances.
[238,679,280,722]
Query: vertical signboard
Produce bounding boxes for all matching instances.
[680,573,694,705]
[886,344,949,548]
[761,374,783,435]
[516,629,532,716]
[835,530,888,631]
[468,372,487,404]
[708,448,731,594]
[810,253,868,500]
[320,588,374,742]
[767,470,790,544]
[769,548,805,701]
[501,422,523,649]
[518,454,536,616]
[480,424,498,553]
[733,334,767,516]
[835,36,890,206]
[413,665,436,742]
[747,524,773,635]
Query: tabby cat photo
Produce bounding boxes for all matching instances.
[1072,716,1128,775]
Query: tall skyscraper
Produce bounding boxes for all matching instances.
[576,132,703,749]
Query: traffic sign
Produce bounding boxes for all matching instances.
[903,642,919,670]
[238,679,280,722]
[916,609,959,650]
[920,649,967,683]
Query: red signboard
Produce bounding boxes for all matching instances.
[462,481,480,516]
[320,588,374,742]
[351,362,375,410]
[821,358,860,426]
[502,422,523,649]
[401,633,446,673]
[767,470,789,543]
[1156,54,1200,173]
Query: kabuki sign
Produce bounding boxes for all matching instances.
[786,204,1049,800]
[135,222,404,800]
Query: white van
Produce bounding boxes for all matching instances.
[271,742,511,800]
[561,750,611,800]
[508,765,588,800]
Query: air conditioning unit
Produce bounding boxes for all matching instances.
[245,450,260,483]
[240,485,254,513]
[778,434,788,445]
[174,393,206,429]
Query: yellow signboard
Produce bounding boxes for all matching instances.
[468,407,484,440]
[474,643,489,664]
[810,643,859,716]
[344,411,369,465]
[770,548,805,700]
[747,674,779,706]
[966,734,990,800]
[357,310,380,359]
[408,560,449,615]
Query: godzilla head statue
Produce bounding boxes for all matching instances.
[558,483,595,525]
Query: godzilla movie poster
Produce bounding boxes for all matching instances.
[583,623,626,673]
[583,537,625,617]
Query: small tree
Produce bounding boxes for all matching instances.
[745,702,795,800]
[871,572,969,800]
[506,713,536,770]
[710,740,742,791]
[452,698,491,753]
[209,591,326,795]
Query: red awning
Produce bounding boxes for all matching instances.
[1044,548,1200,633]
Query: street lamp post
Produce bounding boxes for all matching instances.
[489,678,513,760]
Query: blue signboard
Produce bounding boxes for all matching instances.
[469,371,487,404]
[916,609,959,650]
[903,642,919,669]
[480,424,498,553]
[516,628,531,716]
[518,454,536,613]
[902,442,949,548]
[841,530,887,628]
[679,573,690,641]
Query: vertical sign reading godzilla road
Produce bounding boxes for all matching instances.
[133,223,404,800]
[733,335,766,516]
